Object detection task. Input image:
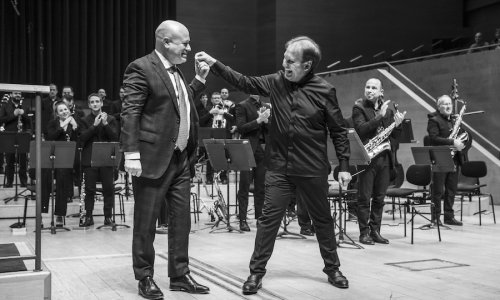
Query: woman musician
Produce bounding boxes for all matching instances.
[43,101,81,226]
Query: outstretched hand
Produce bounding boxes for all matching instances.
[195,52,217,67]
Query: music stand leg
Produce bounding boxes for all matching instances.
[336,196,363,249]
[276,213,306,239]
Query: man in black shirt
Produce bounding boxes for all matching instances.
[196,36,352,293]
[427,95,468,226]
[352,78,405,245]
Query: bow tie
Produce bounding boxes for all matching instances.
[168,66,178,74]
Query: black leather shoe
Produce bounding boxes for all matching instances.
[444,218,463,226]
[359,234,375,245]
[138,276,163,299]
[328,269,349,289]
[370,231,389,244]
[170,274,209,294]
[104,217,115,226]
[242,274,263,295]
[83,215,94,227]
[240,221,250,232]
[300,227,315,236]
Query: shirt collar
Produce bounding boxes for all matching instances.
[155,49,174,70]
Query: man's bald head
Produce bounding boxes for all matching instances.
[154,20,191,65]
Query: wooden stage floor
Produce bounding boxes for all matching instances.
[1,180,499,299]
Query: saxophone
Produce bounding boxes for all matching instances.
[15,98,24,132]
[364,102,400,160]
[449,79,469,156]
[212,171,228,223]
[79,172,87,227]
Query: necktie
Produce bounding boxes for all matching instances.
[169,66,188,151]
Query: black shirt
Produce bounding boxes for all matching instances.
[211,61,350,177]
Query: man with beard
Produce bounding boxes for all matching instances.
[352,78,405,245]
[427,95,468,226]
[0,91,30,188]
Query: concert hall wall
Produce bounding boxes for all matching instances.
[0,0,174,102]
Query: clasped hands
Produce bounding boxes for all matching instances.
[377,99,407,127]
[61,116,78,129]
[93,112,108,126]
[257,108,270,124]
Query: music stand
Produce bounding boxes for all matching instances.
[412,146,454,233]
[204,139,255,233]
[398,119,416,143]
[329,129,370,249]
[1,132,31,204]
[30,141,76,234]
[91,142,129,231]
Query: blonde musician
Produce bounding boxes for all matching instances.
[0,91,30,188]
[427,95,470,226]
[46,101,81,226]
[352,78,405,245]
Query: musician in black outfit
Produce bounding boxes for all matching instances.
[235,94,270,231]
[41,83,61,138]
[197,36,352,293]
[352,78,405,245]
[427,95,468,226]
[79,93,120,226]
[46,101,81,226]
[0,91,30,188]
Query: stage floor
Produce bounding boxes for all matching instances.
[1,180,499,299]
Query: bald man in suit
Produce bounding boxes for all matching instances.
[121,20,210,299]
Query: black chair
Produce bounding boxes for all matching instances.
[385,163,405,220]
[383,164,440,244]
[457,161,496,225]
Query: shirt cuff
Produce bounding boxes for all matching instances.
[195,75,206,84]
[125,152,140,160]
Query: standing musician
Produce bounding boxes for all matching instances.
[209,91,231,183]
[235,94,270,231]
[79,93,119,227]
[0,91,30,188]
[196,35,352,293]
[352,78,405,245]
[427,95,469,226]
[46,101,81,226]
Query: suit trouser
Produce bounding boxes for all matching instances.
[237,146,265,220]
[5,152,27,184]
[84,166,114,217]
[132,149,191,280]
[357,156,390,235]
[249,171,340,276]
[431,171,458,220]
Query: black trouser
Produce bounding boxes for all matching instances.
[40,169,52,213]
[84,166,114,218]
[431,170,458,220]
[237,146,265,220]
[357,155,390,235]
[54,168,72,216]
[132,149,191,280]
[5,152,27,184]
[249,171,340,276]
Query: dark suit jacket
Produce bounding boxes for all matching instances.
[79,113,119,167]
[121,51,204,179]
[235,97,269,153]
[427,111,470,166]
